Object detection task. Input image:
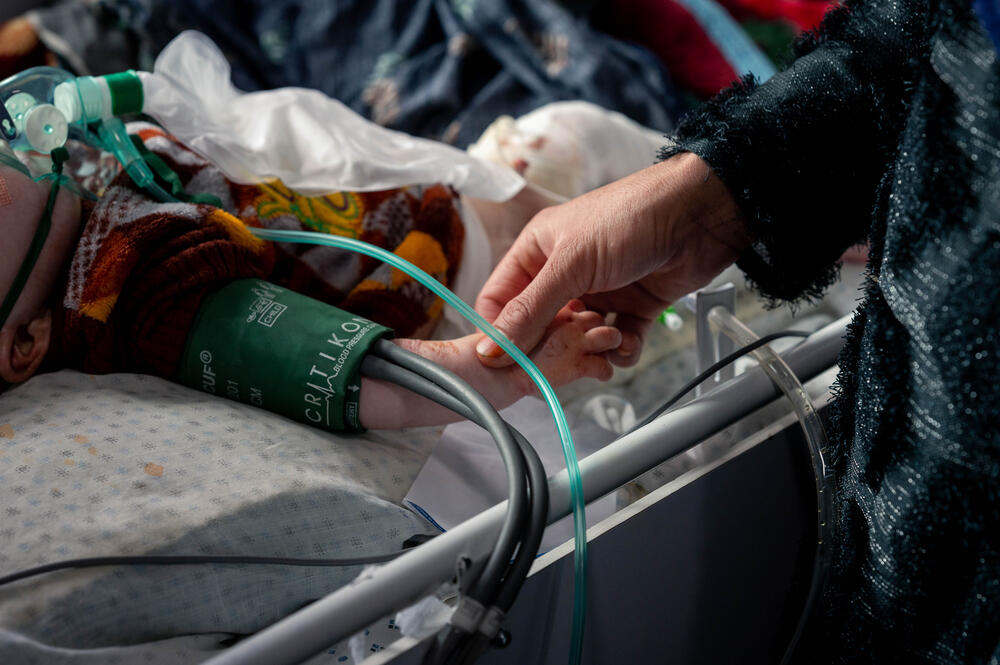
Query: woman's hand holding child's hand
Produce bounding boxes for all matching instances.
[360,301,620,429]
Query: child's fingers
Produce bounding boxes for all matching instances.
[552,299,588,324]
[584,325,623,353]
[572,310,607,330]
[577,354,614,382]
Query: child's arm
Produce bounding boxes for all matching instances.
[359,302,621,429]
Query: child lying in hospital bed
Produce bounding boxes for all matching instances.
[0,68,668,653]
[0,103,664,431]
[2,138,603,429]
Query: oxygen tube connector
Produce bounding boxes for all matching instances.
[1,67,164,199]
[55,71,154,193]
[53,71,144,125]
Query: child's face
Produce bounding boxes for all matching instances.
[0,161,82,332]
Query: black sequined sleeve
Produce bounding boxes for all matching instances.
[661,0,928,303]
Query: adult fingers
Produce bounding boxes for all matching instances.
[475,228,549,324]
[579,281,670,323]
[476,256,585,367]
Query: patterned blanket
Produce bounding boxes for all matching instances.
[58,123,465,377]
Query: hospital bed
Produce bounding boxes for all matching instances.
[0,5,852,659]
[202,304,850,665]
[0,281,850,665]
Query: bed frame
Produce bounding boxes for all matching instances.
[205,314,850,665]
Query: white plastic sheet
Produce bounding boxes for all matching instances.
[139,31,525,201]
[467,100,668,200]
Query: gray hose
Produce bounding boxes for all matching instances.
[359,353,549,665]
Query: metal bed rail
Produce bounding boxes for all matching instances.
[205,314,850,665]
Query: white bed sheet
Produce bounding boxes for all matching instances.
[405,394,633,553]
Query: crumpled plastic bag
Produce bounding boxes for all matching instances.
[139,31,525,201]
[468,100,668,200]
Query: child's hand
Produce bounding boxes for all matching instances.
[506,299,622,398]
[364,302,621,428]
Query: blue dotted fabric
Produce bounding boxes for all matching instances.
[0,371,440,652]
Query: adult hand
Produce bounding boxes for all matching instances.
[475,152,749,367]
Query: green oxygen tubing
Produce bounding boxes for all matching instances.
[248,228,590,665]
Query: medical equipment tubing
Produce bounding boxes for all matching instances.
[706,306,833,665]
[245,227,590,665]
[0,61,590,662]
[203,315,849,665]
[0,59,586,663]
[362,349,549,665]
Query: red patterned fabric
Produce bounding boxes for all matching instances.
[58,124,466,377]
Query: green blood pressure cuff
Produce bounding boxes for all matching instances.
[177,279,392,432]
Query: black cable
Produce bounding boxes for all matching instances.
[360,354,479,429]
[360,353,548,665]
[626,327,829,665]
[370,340,529,608]
[446,429,549,665]
[361,355,549,588]
[626,331,811,435]
[365,347,530,608]
[361,353,547,602]
[360,356,548,611]
[492,428,547,612]
[360,354,502,665]
[0,552,406,588]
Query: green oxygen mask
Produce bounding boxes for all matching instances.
[0,66,164,331]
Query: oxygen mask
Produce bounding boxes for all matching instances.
[0,67,160,198]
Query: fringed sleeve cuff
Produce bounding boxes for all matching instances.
[660,0,927,304]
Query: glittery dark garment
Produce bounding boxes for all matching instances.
[663,0,1000,662]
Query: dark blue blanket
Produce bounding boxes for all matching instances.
[53,0,680,147]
